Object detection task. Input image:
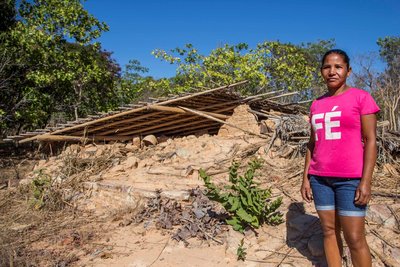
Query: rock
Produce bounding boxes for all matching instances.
[366,204,397,229]
[132,137,141,148]
[125,156,139,169]
[137,158,153,169]
[274,137,282,147]
[142,135,158,146]
[84,145,98,155]
[109,164,125,173]
[160,190,190,201]
[176,148,190,159]
[125,143,139,152]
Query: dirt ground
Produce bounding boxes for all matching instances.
[1,133,399,267]
[1,103,399,267]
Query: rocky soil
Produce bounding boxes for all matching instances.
[1,105,399,267]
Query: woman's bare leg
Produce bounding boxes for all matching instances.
[340,216,371,267]
[317,210,343,267]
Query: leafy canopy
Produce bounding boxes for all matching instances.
[152,40,334,95]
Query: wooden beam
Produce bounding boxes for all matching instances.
[244,89,285,101]
[282,99,313,106]
[174,126,220,136]
[96,103,238,136]
[97,115,179,136]
[91,98,242,135]
[20,134,132,143]
[85,111,165,134]
[266,91,299,100]
[147,105,229,119]
[178,106,267,138]
[163,122,221,135]
[137,119,218,136]
[115,106,235,136]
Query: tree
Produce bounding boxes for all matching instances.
[152,40,334,99]
[299,39,336,98]
[0,0,121,136]
[376,36,400,131]
[153,43,267,94]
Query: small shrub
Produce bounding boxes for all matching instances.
[237,238,247,261]
[200,159,283,233]
[30,169,63,210]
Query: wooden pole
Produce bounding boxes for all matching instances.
[178,106,268,139]
[266,91,299,100]
[115,106,235,136]
[146,105,229,119]
[244,89,285,101]
[21,134,132,143]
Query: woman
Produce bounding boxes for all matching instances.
[301,49,379,267]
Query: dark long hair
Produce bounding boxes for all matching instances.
[321,49,350,70]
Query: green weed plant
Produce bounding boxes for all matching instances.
[200,159,283,233]
[236,238,247,261]
[30,170,52,209]
[30,169,63,210]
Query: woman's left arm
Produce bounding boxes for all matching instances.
[355,113,378,205]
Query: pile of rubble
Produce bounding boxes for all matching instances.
[2,104,400,266]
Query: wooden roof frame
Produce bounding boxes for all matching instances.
[6,81,308,144]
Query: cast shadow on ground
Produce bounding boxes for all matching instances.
[286,202,327,266]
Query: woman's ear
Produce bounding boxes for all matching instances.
[347,67,352,77]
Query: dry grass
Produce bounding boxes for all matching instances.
[0,144,129,266]
[0,187,88,266]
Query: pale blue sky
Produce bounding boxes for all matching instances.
[84,0,400,78]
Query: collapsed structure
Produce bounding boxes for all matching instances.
[5,81,307,144]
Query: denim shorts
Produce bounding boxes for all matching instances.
[309,175,367,217]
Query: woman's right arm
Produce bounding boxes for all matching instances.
[301,128,315,203]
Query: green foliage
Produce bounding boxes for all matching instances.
[29,169,64,210]
[0,0,124,136]
[30,170,52,209]
[236,238,247,261]
[377,36,400,69]
[200,159,283,233]
[152,40,334,96]
[376,36,400,131]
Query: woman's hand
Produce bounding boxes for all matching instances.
[301,178,313,203]
[354,180,371,205]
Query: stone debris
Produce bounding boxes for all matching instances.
[4,104,399,267]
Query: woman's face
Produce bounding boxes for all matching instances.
[321,53,351,90]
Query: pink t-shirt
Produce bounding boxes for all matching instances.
[308,88,380,178]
